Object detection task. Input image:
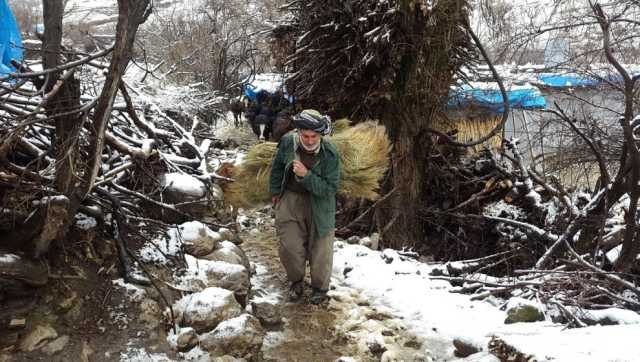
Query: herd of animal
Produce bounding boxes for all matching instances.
[228,91,294,142]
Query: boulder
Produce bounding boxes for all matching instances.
[203,241,251,271]
[218,228,242,245]
[160,173,207,202]
[178,221,222,257]
[453,336,483,357]
[251,301,282,326]
[176,327,199,352]
[200,314,265,360]
[504,297,545,324]
[172,287,243,333]
[19,324,58,352]
[139,298,162,329]
[157,173,209,222]
[359,233,379,250]
[42,335,69,355]
[180,255,251,306]
[366,333,386,354]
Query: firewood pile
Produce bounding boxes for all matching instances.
[422,138,640,324]
[0,47,234,292]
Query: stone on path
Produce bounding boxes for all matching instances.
[504,297,545,324]
[200,314,265,360]
[250,301,282,326]
[172,287,242,333]
[42,335,70,355]
[453,336,483,357]
[19,324,58,352]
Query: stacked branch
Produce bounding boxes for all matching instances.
[0,16,233,293]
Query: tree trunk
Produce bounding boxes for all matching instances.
[42,0,82,196]
[374,0,469,248]
[38,0,81,258]
[83,0,152,195]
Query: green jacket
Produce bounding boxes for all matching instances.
[269,133,340,237]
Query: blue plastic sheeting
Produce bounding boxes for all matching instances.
[536,74,599,88]
[448,85,546,112]
[244,84,295,104]
[0,0,22,77]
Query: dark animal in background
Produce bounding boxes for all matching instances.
[229,96,246,128]
[250,114,273,141]
[271,108,295,142]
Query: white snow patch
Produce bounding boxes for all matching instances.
[173,287,235,318]
[112,278,146,302]
[332,240,640,361]
[606,245,623,264]
[74,212,98,230]
[0,254,19,263]
[177,221,220,245]
[582,308,640,325]
[161,172,206,198]
[483,200,526,219]
[210,313,251,339]
[506,297,544,313]
[139,230,183,264]
[174,254,246,291]
[176,346,209,361]
[119,347,173,362]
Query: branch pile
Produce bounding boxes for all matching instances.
[0,42,233,284]
[419,137,640,325]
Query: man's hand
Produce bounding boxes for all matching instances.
[271,196,280,206]
[292,160,308,177]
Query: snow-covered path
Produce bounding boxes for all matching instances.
[241,209,428,361]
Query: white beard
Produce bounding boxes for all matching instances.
[299,135,320,153]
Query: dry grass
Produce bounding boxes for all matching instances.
[222,121,391,208]
[434,116,502,152]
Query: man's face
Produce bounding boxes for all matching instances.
[299,129,321,148]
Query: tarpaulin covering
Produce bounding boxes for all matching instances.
[0,0,22,77]
[448,84,546,112]
[243,73,294,103]
[536,74,599,88]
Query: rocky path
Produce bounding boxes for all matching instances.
[240,209,432,362]
[241,216,355,361]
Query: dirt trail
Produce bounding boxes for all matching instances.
[242,223,359,362]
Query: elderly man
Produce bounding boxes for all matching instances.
[268,109,340,304]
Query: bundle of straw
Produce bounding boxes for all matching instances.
[223,121,391,208]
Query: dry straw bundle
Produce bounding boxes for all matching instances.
[223,121,391,208]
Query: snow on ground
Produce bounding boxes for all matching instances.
[249,262,282,304]
[331,241,640,361]
[120,346,209,362]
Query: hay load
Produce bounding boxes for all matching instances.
[223,121,391,208]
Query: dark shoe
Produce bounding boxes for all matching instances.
[310,288,328,305]
[288,281,303,302]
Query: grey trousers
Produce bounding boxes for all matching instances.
[275,191,334,291]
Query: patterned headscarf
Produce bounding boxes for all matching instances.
[292,109,331,136]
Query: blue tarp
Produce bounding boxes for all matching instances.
[0,0,21,76]
[536,74,599,88]
[0,0,22,77]
[242,73,295,104]
[448,85,547,112]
